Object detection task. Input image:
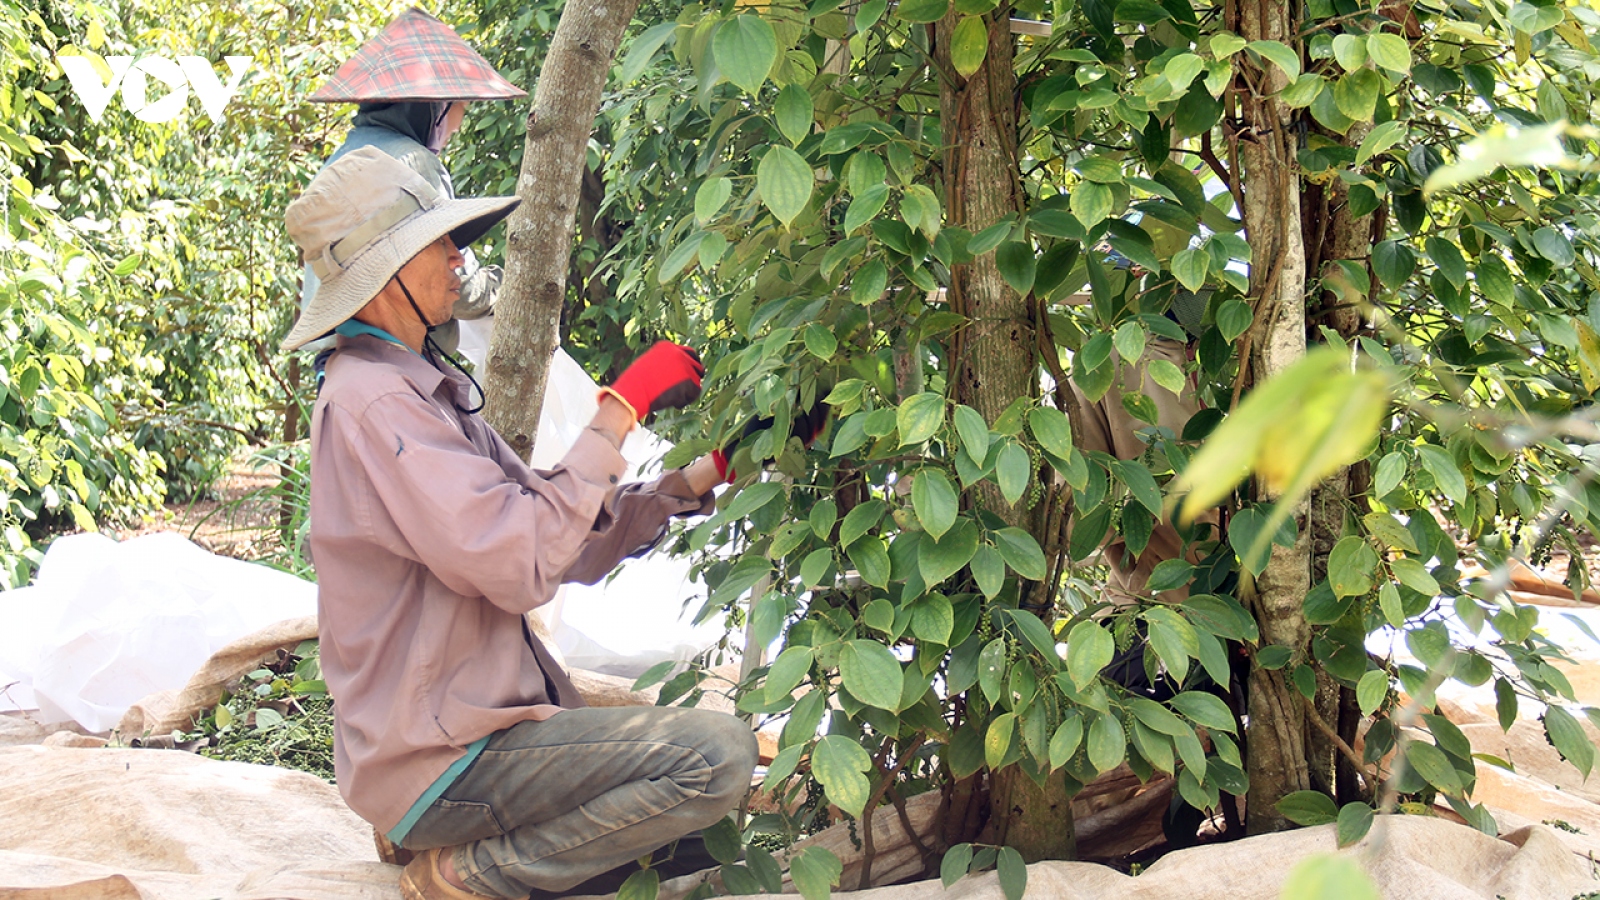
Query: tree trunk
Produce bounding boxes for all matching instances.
[1232,0,1311,834]
[481,0,643,458]
[935,6,1073,861]
[938,6,1032,530]
[981,768,1078,862]
[279,355,300,537]
[1302,119,1376,803]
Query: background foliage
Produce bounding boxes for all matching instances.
[7,0,1600,891]
[0,0,399,586]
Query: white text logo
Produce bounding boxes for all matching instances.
[57,55,253,124]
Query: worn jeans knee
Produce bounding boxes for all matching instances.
[694,710,760,807]
[411,707,756,899]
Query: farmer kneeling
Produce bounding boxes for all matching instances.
[280,146,756,900]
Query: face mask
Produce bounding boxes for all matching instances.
[425,103,453,154]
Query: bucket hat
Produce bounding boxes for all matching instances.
[309,7,526,103]
[281,146,519,352]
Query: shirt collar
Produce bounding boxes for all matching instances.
[335,319,415,352]
[334,331,451,397]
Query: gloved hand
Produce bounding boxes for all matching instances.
[603,341,704,422]
[712,403,830,482]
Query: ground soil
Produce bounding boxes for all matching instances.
[112,454,285,562]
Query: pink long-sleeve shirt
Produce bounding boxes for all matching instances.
[310,334,711,832]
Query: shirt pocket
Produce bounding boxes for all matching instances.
[411,586,463,746]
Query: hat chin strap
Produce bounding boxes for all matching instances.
[395,273,440,334]
[395,274,486,415]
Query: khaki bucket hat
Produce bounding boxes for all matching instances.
[281,146,518,352]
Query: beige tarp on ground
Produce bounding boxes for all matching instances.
[113,616,321,740]
[5,610,1600,899]
[0,744,1594,900]
[0,745,393,900]
[853,817,1593,900]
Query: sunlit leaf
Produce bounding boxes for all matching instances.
[1173,348,1389,526]
[812,735,873,815]
[1247,39,1300,81]
[1356,120,1406,166]
[951,15,988,77]
[1328,535,1378,598]
[1027,407,1072,458]
[1071,181,1115,228]
[985,712,1016,769]
[757,145,813,225]
[1366,32,1411,74]
[1416,443,1467,505]
[1171,247,1210,291]
[1356,668,1388,716]
[774,84,814,146]
[898,392,945,446]
[1424,121,1580,196]
[840,639,903,711]
[790,847,843,900]
[1280,853,1380,900]
[713,15,778,95]
[913,469,958,540]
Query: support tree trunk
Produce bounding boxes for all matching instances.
[1231,0,1311,834]
[935,6,1074,862]
[1302,119,1378,803]
[938,5,1031,531]
[481,0,643,458]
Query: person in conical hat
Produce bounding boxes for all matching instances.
[298,7,526,371]
[283,146,754,900]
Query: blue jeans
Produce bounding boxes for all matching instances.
[400,706,758,899]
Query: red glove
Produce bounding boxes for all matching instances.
[602,341,704,422]
[712,403,830,483]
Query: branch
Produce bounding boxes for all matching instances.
[253,340,299,408]
[857,734,926,890]
[1201,129,1243,216]
[1302,692,1377,794]
[886,781,935,865]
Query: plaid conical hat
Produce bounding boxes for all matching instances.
[310,8,526,103]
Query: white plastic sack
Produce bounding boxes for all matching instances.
[526,348,724,678]
[0,532,316,731]
[549,552,719,677]
[458,322,667,475]
[458,322,723,678]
